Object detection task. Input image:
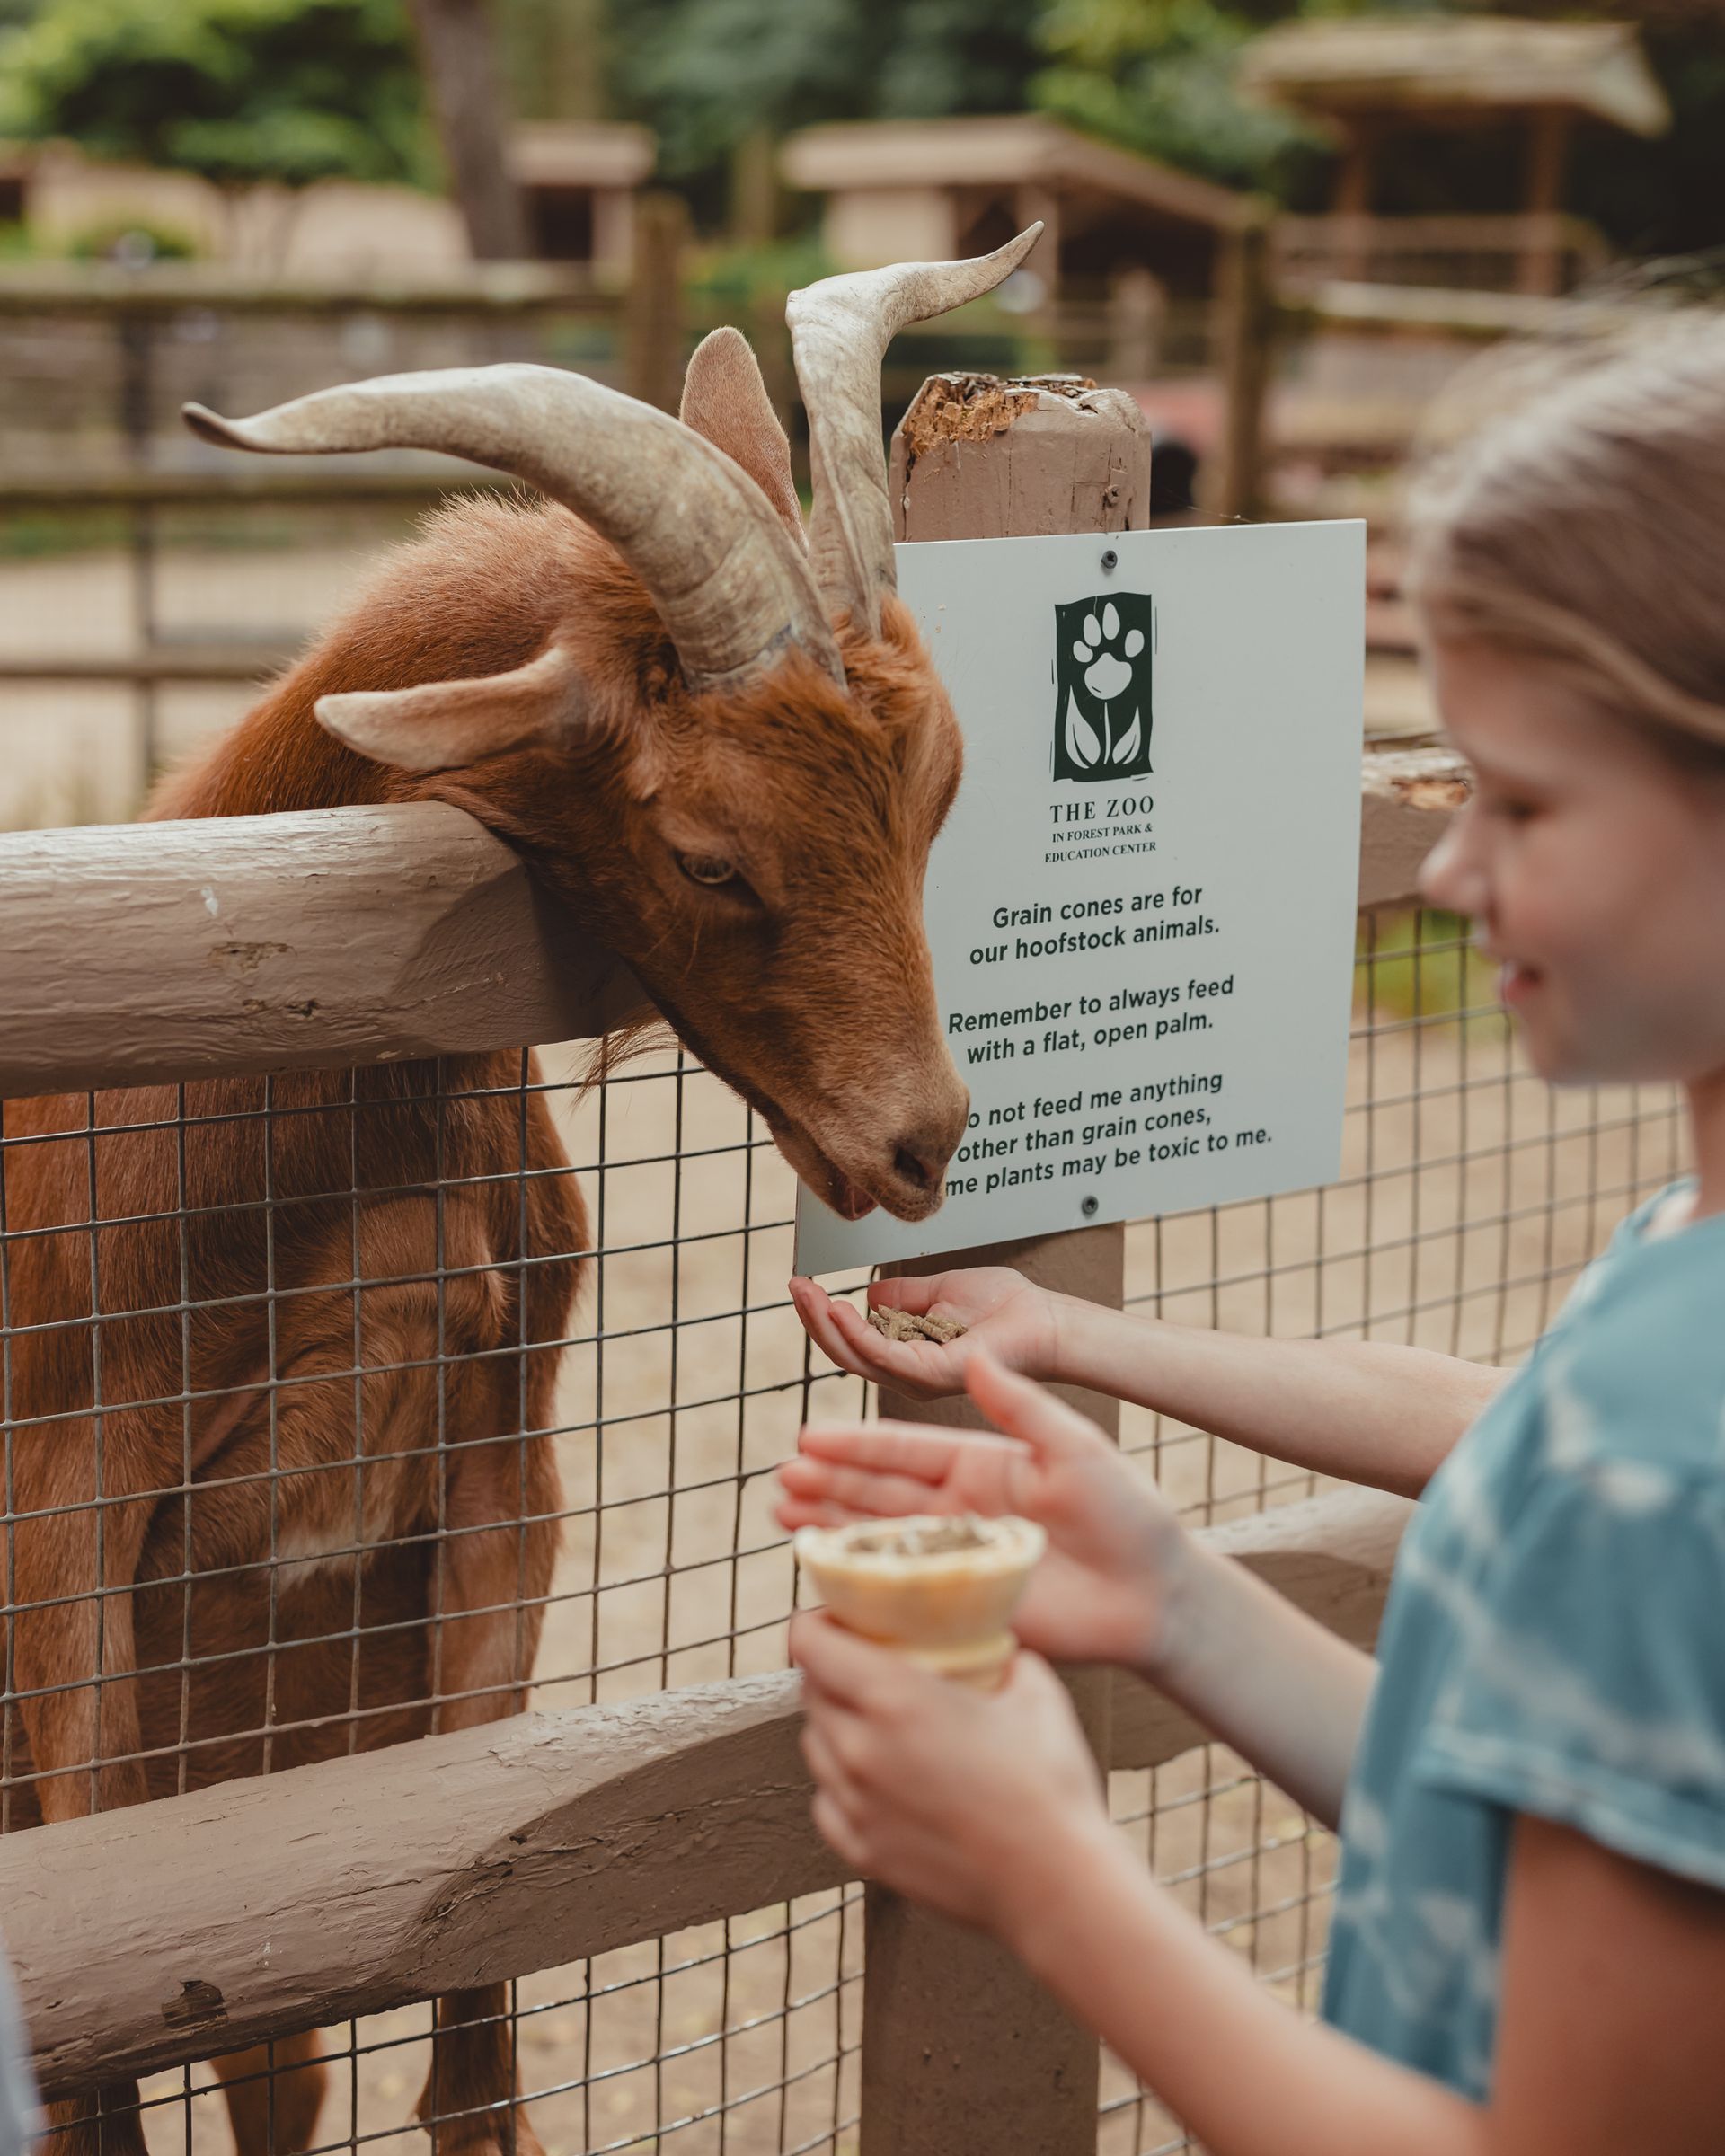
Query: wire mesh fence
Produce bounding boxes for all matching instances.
[0,890,1684,2156]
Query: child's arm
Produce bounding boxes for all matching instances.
[793,1626,1725,2156]
[782,1356,1376,1823]
[791,1271,1499,1498]
[1149,1525,1375,1828]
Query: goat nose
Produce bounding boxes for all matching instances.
[892,1140,942,1193]
[890,1117,964,1194]
[887,1084,969,1197]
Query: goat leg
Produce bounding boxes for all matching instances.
[212,2029,328,2156]
[414,1422,561,2156]
[416,1992,544,2156]
[40,2082,150,2156]
[8,1417,156,1822]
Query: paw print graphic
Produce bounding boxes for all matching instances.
[1072,602,1146,702]
[1055,592,1154,779]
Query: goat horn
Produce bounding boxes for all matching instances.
[787,223,1043,638]
[184,365,844,692]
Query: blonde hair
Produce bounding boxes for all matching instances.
[1405,311,1725,755]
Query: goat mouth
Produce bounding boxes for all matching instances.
[792,1134,881,1223]
[641,990,941,1224]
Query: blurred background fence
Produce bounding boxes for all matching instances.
[0,220,1610,832]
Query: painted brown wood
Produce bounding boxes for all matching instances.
[0,645,296,684]
[4,1488,1409,2100]
[0,263,605,314]
[854,375,1157,2156]
[888,374,1152,545]
[0,470,501,508]
[1358,745,1470,910]
[625,193,689,416]
[1213,202,1278,524]
[0,801,648,1100]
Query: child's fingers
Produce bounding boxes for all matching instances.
[778,1454,961,1521]
[788,1277,871,1369]
[791,1279,942,1383]
[792,1608,922,1711]
[827,1291,962,1376]
[810,1788,867,1871]
[796,1422,959,1478]
[964,1350,1110,1464]
[863,1274,945,1316]
[800,1718,866,1814]
[774,1492,875,1532]
[798,1420,1022,1474]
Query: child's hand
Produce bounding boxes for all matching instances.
[788,1268,1057,1401]
[792,1608,1112,1937]
[778,1351,1190,1672]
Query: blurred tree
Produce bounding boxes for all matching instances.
[406,0,527,256]
[500,0,606,123]
[492,0,1725,258]
[1030,0,1323,193]
[0,0,433,191]
[1502,0,1725,259]
[614,0,1041,192]
[1031,0,1725,251]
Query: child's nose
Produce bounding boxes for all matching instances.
[1418,814,1488,918]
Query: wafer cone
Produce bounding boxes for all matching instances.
[794,1515,1045,1690]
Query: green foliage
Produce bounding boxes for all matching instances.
[689,231,836,309]
[1031,0,1331,193]
[0,0,433,192]
[614,0,1042,177]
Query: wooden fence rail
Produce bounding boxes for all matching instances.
[7,1485,1411,2101]
[0,747,1461,1101]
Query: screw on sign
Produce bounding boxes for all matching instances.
[1053,593,1155,782]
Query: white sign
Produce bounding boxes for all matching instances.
[794,521,1365,1276]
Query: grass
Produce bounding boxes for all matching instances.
[1358,906,1507,1034]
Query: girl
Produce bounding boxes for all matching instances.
[779,318,1725,2152]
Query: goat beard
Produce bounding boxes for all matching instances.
[642,985,879,1221]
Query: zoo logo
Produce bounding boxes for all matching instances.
[1052,592,1154,783]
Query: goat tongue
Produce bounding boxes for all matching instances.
[836,1178,878,1222]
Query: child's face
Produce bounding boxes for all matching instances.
[1421,639,1725,1087]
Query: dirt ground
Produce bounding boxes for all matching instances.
[4,539,1682,2156]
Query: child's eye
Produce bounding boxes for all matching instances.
[1487,797,1536,825]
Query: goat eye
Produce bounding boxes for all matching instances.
[678,853,738,888]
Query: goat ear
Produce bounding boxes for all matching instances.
[314,641,582,773]
[679,328,805,548]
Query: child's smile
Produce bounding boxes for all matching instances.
[1420,639,1725,1090]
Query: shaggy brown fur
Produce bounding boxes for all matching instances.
[6,402,968,2156]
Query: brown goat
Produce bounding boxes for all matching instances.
[3,228,1039,2156]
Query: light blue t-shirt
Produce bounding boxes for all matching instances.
[1323,1183,1725,2099]
[0,1940,37,2156]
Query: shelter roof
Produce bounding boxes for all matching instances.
[1239,16,1670,137]
[780,114,1245,231]
[508,123,656,189]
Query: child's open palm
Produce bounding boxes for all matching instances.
[787,1268,1055,1400]
[776,1353,1185,1670]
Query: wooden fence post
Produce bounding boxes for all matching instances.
[860,373,1151,2156]
[624,191,687,414]
[1211,200,1278,525]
